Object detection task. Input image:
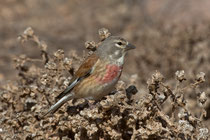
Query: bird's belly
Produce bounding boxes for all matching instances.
[75,76,119,100]
[73,64,122,100]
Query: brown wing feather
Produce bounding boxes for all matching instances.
[56,53,99,100]
[74,53,99,77]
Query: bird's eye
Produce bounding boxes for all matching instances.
[117,42,122,45]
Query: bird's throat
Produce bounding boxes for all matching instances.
[109,53,125,66]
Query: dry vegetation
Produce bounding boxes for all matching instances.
[0,27,209,140]
[0,0,210,139]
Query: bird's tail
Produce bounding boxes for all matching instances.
[42,93,74,117]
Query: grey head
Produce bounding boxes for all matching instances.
[96,36,135,63]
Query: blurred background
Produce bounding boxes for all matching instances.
[0,0,210,128]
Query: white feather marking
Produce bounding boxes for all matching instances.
[114,50,120,56]
[43,92,74,116]
[116,54,125,65]
[115,43,121,48]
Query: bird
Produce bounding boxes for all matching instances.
[43,36,135,116]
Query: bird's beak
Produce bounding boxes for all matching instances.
[126,43,136,51]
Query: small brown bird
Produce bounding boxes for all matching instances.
[43,36,135,116]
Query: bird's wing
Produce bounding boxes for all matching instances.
[42,53,99,116]
[56,53,99,100]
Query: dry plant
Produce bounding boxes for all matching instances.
[0,27,209,140]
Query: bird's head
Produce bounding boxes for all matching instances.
[97,36,135,63]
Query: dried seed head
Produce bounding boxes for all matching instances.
[13,55,27,69]
[152,71,164,83]
[17,27,34,43]
[63,57,73,70]
[198,92,207,105]
[147,71,163,92]
[98,28,111,41]
[85,41,97,51]
[175,70,186,82]
[24,27,34,37]
[198,128,209,140]
[178,120,194,132]
[54,49,64,60]
[178,108,188,119]
[195,72,205,82]
[45,61,57,70]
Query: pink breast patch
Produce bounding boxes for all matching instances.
[97,64,122,84]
